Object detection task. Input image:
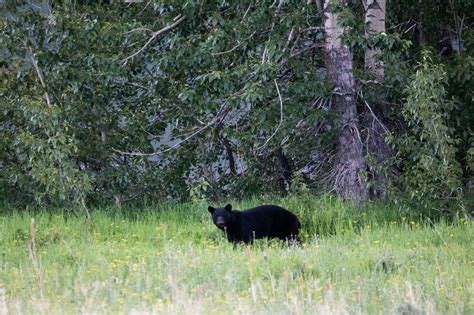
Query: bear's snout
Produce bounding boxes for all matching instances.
[216,218,226,229]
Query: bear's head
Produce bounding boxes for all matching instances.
[208,204,233,230]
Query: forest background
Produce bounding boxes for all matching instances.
[1,0,473,213]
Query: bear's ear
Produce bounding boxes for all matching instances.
[208,206,215,213]
[225,204,232,211]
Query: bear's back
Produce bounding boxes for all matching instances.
[243,204,298,221]
[239,205,300,240]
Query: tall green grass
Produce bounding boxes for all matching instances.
[0,195,472,314]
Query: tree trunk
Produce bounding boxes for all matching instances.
[275,148,292,192]
[363,0,389,199]
[324,0,367,203]
[221,136,237,175]
[364,0,386,81]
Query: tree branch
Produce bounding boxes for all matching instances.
[122,15,185,65]
[29,48,52,107]
[212,32,256,56]
[290,43,324,57]
[124,27,154,35]
[256,79,284,152]
[113,105,229,157]
[221,136,237,175]
[359,91,390,134]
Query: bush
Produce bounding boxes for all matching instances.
[393,53,463,210]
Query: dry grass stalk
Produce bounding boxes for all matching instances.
[27,218,45,302]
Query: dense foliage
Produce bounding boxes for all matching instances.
[0,1,472,210]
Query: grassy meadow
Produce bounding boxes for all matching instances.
[0,195,473,314]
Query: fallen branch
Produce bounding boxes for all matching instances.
[122,15,185,65]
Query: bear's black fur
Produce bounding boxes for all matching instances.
[208,204,300,244]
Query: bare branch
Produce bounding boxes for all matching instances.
[124,27,154,34]
[359,91,390,134]
[290,43,323,57]
[300,26,325,32]
[113,105,229,157]
[212,32,256,56]
[256,79,284,152]
[122,15,185,65]
[29,48,52,107]
[125,81,152,92]
[242,3,253,20]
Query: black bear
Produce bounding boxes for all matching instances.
[208,204,300,244]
